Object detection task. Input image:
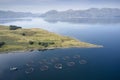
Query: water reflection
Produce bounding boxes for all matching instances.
[0,18,32,24]
[44,18,120,24]
[1,18,120,25]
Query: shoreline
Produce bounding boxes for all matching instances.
[0,45,103,53]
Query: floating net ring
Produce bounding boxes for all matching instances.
[62,56,70,60]
[54,63,62,69]
[40,65,49,71]
[67,61,75,67]
[73,55,80,59]
[25,67,34,74]
[79,60,87,64]
[50,57,59,63]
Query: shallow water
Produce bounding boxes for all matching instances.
[0,18,120,80]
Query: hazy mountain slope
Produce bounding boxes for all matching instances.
[41,8,120,19]
[0,10,37,18]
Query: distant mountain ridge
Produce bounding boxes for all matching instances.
[41,8,120,19]
[0,10,37,18]
[1,8,120,19]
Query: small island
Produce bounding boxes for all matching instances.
[0,25,102,52]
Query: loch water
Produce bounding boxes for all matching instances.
[0,18,120,80]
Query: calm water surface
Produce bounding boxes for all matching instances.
[0,18,120,80]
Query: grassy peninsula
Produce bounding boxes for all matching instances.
[0,25,102,52]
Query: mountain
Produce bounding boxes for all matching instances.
[41,8,120,19]
[0,10,38,18]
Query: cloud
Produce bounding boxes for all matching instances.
[0,0,119,13]
[0,0,55,5]
[0,0,119,5]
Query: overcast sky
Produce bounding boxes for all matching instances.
[0,0,120,13]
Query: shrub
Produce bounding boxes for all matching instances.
[0,42,5,48]
[42,43,48,47]
[9,25,22,30]
[38,42,48,47]
[29,41,34,45]
[38,41,55,47]
[22,33,26,36]
[38,42,42,45]
[49,42,55,45]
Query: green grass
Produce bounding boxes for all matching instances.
[0,25,102,52]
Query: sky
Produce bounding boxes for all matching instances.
[0,0,120,13]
